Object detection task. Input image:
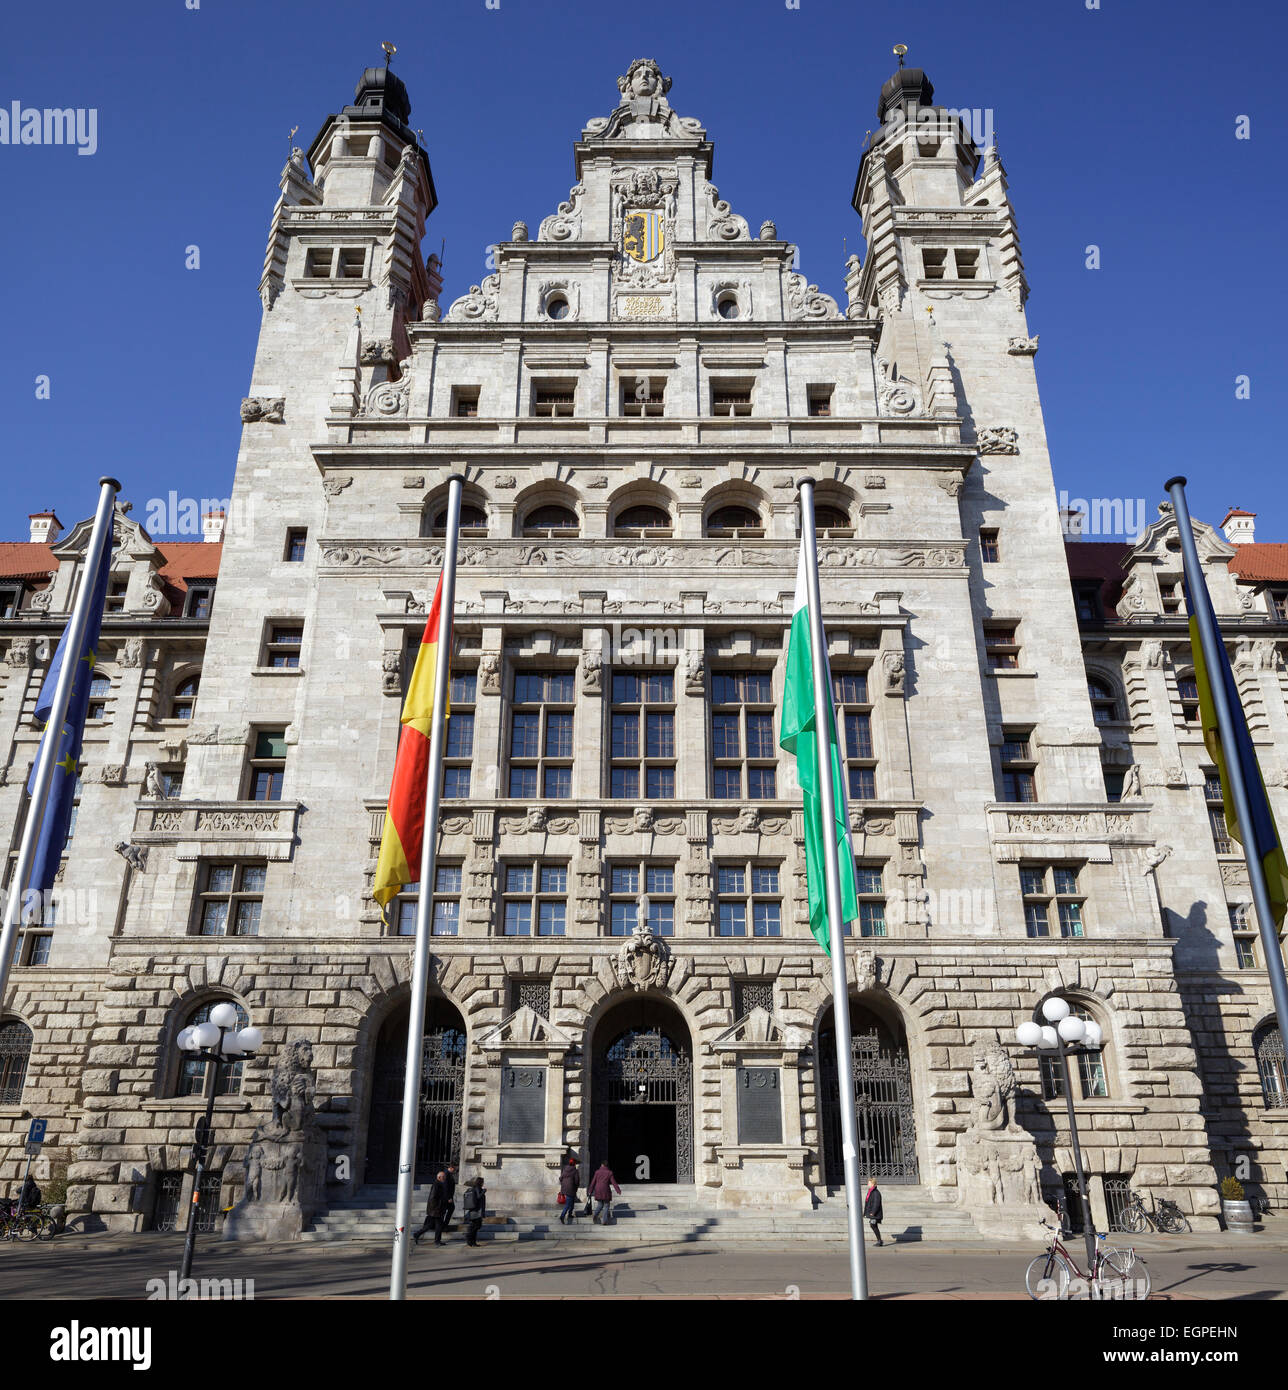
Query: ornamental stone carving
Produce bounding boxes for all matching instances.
[978,426,1019,455]
[584,58,702,143]
[445,273,500,322]
[381,650,402,695]
[361,375,410,417]
[853,946,879,995]
[1004,811,1093,835]
[882,651,906,695]
[1006,335,1039,355]
[702,181,749,241]
[785,272,840,320]
[4,639,31,668]
[142,762,168,800]
[876,357,921,415]
[240,396,285,424]
[683,648,706,695]
[538,183,586,242]
[479,652,501,694]
[759,219,777,240]
[511,220,529,242]
[613,918,674,992]
[322,475,354,498]
[118,637,144,668]
[113,841,147,871]
[581,649,602,694]
[1120,763,1144,799]
[360,339,398,366]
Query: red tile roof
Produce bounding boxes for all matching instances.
[1229,544,1288,583]
[0,542,57,579]
[0,540,223,605]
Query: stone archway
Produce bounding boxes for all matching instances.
[364,996,467,1184]
[589,996,693,1184]
[818,999,919,1186]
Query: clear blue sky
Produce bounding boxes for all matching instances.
[1,0,1282,543]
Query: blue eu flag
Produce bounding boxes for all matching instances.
[25,514,115,894]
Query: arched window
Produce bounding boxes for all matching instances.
[87,673,111,721]
[1037,999,1109,1099]
[422,504,488,538]
[1087,676,1121,724]
[522,504,579,539]
[0,1019,32,1103]
[170,674,199,721]
[705,505,763,539]
[613,505,672,538]
[175,1000,250,1098]
[813,504,852,537]
[1255,1023,1287,1109]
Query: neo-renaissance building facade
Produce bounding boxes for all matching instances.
[3,58,1287,1235]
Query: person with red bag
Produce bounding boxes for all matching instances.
[557,1156,580,1226]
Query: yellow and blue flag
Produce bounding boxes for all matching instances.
[25,514,115,893]
[1185,577,1288,928]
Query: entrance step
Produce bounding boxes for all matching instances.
[301,1182,984,1243]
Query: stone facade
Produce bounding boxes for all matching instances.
[1,58,1284,1235]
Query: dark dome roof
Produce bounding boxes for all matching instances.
[877,67,934,122]
[354,65,412,124]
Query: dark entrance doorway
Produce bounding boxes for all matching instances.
[365,998,466,1184]
[591,1000,693,1183]
[819,1001,919,1185]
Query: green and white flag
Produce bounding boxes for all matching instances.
[780,537,860,953]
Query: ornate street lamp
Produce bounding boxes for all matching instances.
[1016,997,1104,1270]
[175,1004,262,1286]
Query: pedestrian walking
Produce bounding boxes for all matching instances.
[441,1163,458,1231]
[588,1160,621,1224]
[462,1175,486,1247]
[864,1177,884,1247]
[557,1157,580,1225]
[412,1170,449,1246]
[560,1146,578,1172]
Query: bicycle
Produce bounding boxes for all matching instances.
[1025,1220,1151,1300]
[1118,1189,1191,1235]
[0,1201,56,1242]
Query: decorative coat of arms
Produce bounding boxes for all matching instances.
[623,210,664,264]
[613,919,674,993]
[612,168,677,292]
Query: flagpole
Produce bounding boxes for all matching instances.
[798,478,869,1301]
[1165,476,1288,1041]
[0,477,119,1004]
[390,473,464,1301]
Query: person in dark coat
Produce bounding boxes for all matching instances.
[863,1178,884,1247]
[17,1174,41,1214]
[461,1175,486,1247]
[588,1161,621,1224]
[557,1158,580,1225]
[413,1171,449,1246]
[441,1164,458,1231]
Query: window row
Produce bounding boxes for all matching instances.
[441,377,840,420]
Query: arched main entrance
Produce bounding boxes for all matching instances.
[365,998,466,1184]
[590,998,693,1183]
[818,1000,919,1186]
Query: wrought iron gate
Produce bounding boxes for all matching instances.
[593,1028,693,1182]
[367,1025,465,1182]
[820,1029,919,1185]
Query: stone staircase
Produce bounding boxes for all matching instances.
[301,1182,983,1244]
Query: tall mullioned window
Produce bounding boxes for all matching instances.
[195,862,266,937]
[610,671,675,799]
[392,865,462,937]
[848,863,887,938]
[501,863,567,937]
[444,671,476,798]
[509,671,574,799]
[246,729,287,801]
[834,671,876,800]
[608,864,675,937]
[711,671,776,800]
[1205,770,1233,854]
[1021,865,1085,939]
[716,863,781,938]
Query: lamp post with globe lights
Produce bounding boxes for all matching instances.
[1016,997,1104,1270]
[174,1004,262,1284]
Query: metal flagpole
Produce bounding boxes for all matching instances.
[390,473,464,1301]
[1166,476,1288,1040]
[798,478,870,1301]
[0,476,119,1005]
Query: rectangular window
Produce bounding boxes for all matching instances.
[610,671,675,800]
[195,861,266,937]
[338,248,366,279]
[532,381,576,417]
[849,862,887,938]
[246,729,287,802]
[716,862,781,937]
[710,379,753,417]
[1021,864,1085,939]
[452,387,480,418]
[980,529,1000,564]
[264,622,304,668]
[186,584,215,619]
[1271,588,1288,621]
[953,248,979,280]
[502,862,568,936]
[620,376,665,417]
[1159,577,1183,615]
[393,864,463,937]
[1000,728,1036,803]
[104,579,129,614]
[711,671,776,800]
[0,585,23,618]
[285,528,308,562]
[609,863,676,937]
[807,385,834,417]
[834,670,877,801]
[1230,905,1257,968]
[509,670,575,799]
[1205,769,1233,853]
[443,670,475,798]
[921,248,948,280]
[1040,1011,1108,1098]
[984,622,1021,671]
[304,248,333,278]
[1075,583,1102,621]
[1179,675,1200,725]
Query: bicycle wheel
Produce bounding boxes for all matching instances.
[34,1215,55,1242]
[1097,1251,1151,1301]
[1025,1253,1070,1300]
[1122,1207,1148,1235]
[1160,1211,1191,1235]
[16,1216,38,1241]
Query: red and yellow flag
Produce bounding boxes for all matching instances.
[374,573,450,911]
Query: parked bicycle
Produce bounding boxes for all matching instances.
[1025,1220,1150,1300]
[0,1200,57,1242]
[1116,1189,1191,1235]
